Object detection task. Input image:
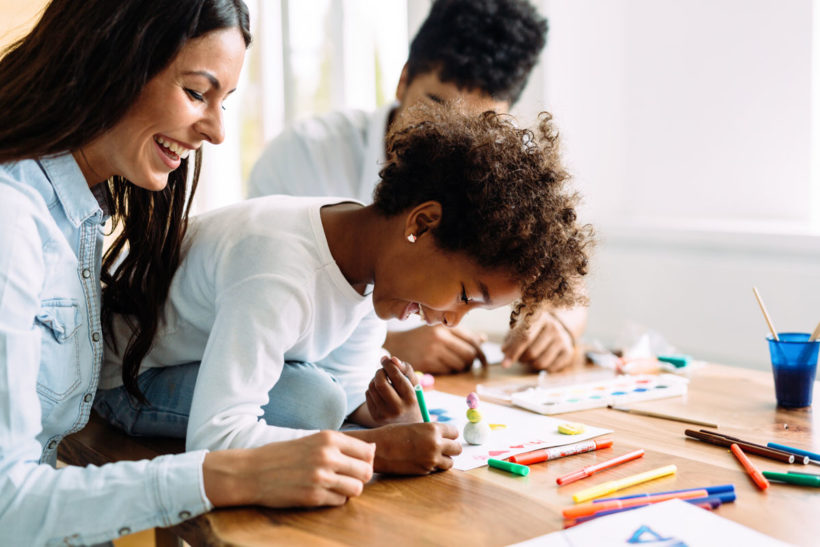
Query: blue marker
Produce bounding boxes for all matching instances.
[767,442,820,464]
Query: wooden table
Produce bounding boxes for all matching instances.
[61,362,819,546]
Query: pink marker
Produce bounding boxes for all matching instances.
[556,448,645,485]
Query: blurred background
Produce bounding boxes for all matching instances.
[3,0,819,370]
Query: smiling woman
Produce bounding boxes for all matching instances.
[0,1,396,545]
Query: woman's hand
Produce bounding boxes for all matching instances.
[347,422,462,475]
[203,430,375,508]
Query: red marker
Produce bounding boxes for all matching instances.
[730,443,769,490]
[556,448,645,485]
[509,438,613,465]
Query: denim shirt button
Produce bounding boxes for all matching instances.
[81,268,91,279]
[178,510,191,520]
[91,332,101,342]
[118,527,131,536]
[83,393,93,403]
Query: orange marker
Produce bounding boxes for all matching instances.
[730,443,769,490]
[562,489,709,520]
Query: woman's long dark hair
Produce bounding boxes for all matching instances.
[0,0,251,402]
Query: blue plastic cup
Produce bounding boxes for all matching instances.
[767,333,820,408]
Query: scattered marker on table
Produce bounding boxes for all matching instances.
[730,443,768,491]
[488,458,530,476]
[763,471,820,487]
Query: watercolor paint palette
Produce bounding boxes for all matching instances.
[510,374,688,415]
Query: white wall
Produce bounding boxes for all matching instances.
[538,0,820,369]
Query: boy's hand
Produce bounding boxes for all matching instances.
[364,355,422,425]
[347,422,462,474]
[384,326,487,374]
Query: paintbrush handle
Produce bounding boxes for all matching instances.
[752,287,779,341]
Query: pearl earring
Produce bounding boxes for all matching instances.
[407,234,417,243]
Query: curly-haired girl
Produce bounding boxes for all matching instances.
[97,106,593,474]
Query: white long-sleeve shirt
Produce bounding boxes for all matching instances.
[101,196,386,452]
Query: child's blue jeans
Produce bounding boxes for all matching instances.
[93,361,348,438]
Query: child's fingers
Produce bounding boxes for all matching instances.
[435,422,460,439]
[372,368,404,409]
[381,358,416,400]
[366,377,389,414]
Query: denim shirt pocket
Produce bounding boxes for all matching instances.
[36,298,82,402]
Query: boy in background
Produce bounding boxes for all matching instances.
[248,0,586,374]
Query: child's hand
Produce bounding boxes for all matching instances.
[364,355,422,425]
[347,422,462,474]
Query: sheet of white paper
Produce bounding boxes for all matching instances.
[508,499,788,547]
[422,390,611,471]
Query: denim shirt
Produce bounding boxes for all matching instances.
[0,154,211,546]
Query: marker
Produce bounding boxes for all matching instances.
[563,488,707,519]
[592,483,734,503]
[509,438,613,465]
[763,471,820,487]
[685,430,795,464]
[699,430,807,463]
[414,384,431,423]
[556,449,645,485]
[766,442,820,464]
[571,464,677,503]
[487,458,530,476]
[730,443,768,490]
[788,470,820,477]
[568,494,724,526]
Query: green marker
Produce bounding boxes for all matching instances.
[414,384,431,422]
[657,354,690,368]
[488,458,530,476]
[762,470,820,487]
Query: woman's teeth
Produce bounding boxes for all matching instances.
[155,136,190,159]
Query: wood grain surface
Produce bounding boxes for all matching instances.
[60,360,819,546]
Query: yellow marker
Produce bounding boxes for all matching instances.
[558,423,585,435]
[572,464,677,503]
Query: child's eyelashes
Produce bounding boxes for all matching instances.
[460,285,472,304]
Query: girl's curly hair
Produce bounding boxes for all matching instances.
[373,106,593,327]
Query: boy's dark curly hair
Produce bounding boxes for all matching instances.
[407,0,548,106]
[373,106,593,327]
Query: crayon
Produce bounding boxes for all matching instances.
[487,458,529,476]
[509,438,613,465]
